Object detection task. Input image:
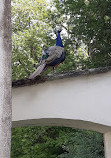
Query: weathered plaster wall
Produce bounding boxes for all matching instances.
[12,70,111,133]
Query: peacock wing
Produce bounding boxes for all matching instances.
[45,46,64,64]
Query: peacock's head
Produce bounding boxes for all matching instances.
[58,29,62,33]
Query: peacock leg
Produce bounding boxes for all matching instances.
[52,67,55,75]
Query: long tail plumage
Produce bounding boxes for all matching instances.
[29,63,46,79]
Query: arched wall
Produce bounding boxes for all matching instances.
[12,70,111,133]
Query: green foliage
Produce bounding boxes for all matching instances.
[12,0,55,80]
[50,0,111,68]
[11,127,65,158]
[12,0,111,81]
[11,127,104,158]
[57,129,104,158]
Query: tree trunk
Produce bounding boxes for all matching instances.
[0,0,12,157]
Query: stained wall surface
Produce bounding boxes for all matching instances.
[12,71,111,133]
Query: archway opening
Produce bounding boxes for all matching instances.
[11,125,105,158]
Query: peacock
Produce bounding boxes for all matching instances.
[29,30,65,79]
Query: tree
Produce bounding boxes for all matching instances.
[50,0,111,68]
[58,129,104,158]
[11,127,104,158]
[12,0,55,80]
[12,0,111,81]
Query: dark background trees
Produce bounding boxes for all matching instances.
[11,127,104,158]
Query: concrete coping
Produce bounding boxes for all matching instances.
[12,66,111,87]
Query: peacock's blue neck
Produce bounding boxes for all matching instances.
[56,32,63,47]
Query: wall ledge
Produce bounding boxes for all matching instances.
[12,66,111,87]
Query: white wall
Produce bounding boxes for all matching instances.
[12,71,111,133]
